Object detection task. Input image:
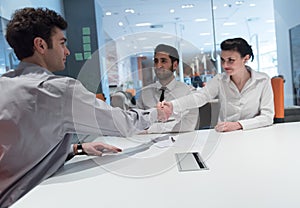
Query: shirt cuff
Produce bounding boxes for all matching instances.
[148,108,158,123]
[171,100,182,114]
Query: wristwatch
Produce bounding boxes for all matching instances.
[74,143,86,155]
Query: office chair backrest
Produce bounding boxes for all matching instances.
[110,91,136,110]
[196,101,220,130]
[271,76,284,123]
[96,93,106,101]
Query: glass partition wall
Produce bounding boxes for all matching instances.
[0,0,277,100]
[98,0,277,99]
[0,17,18,76]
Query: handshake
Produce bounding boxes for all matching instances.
[156,101,173,122]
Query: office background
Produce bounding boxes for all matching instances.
[0,0,299,108]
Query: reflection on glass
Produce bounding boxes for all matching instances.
[0,17,19,76]
[98,0,277,96]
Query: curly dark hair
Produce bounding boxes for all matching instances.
[220,37,254,61]
[5,7,67,60]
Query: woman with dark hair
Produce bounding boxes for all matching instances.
[162,37,274,132]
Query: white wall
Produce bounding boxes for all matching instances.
[274,0,300,107]
[0,0,64,20]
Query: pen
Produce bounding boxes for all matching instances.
[171,137,175,143]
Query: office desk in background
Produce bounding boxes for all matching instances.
[12,122,300,208]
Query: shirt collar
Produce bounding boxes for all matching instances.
[156,78,176,91]
[17,61,53,75]
[222,65,266,83]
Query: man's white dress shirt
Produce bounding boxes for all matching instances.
[137,78,199,133]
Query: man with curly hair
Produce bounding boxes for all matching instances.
[0,7,170,207]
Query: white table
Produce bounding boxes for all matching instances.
[12,122,300,208]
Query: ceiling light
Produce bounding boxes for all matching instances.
[181,4,195,9]
[195,18,208,22]
[105,11,112,16]
[249,3,256,7]
[200,33,210,36]
[213,6,217,10]
[135,22,151,27]
[125,8,135,14]
[224,4,232,8]
[118,21,124,26]
[223,22,237,26]
[170,9,175,13]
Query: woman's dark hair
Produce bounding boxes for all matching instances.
[5,7,67,60]
[220,37,254,61]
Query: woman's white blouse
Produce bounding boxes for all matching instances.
[171,67,274,130]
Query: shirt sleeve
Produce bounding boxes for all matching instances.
[63,79,157,137]
[146,110,189,133]
[171,76,219,113]
[147,120,179,133]
[136,91,145,109]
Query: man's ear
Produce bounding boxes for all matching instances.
[33,37,46,53]
[172,61,178,72]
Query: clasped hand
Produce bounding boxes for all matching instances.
[156,101,173,122]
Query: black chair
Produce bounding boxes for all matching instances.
[195,101,220,130]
